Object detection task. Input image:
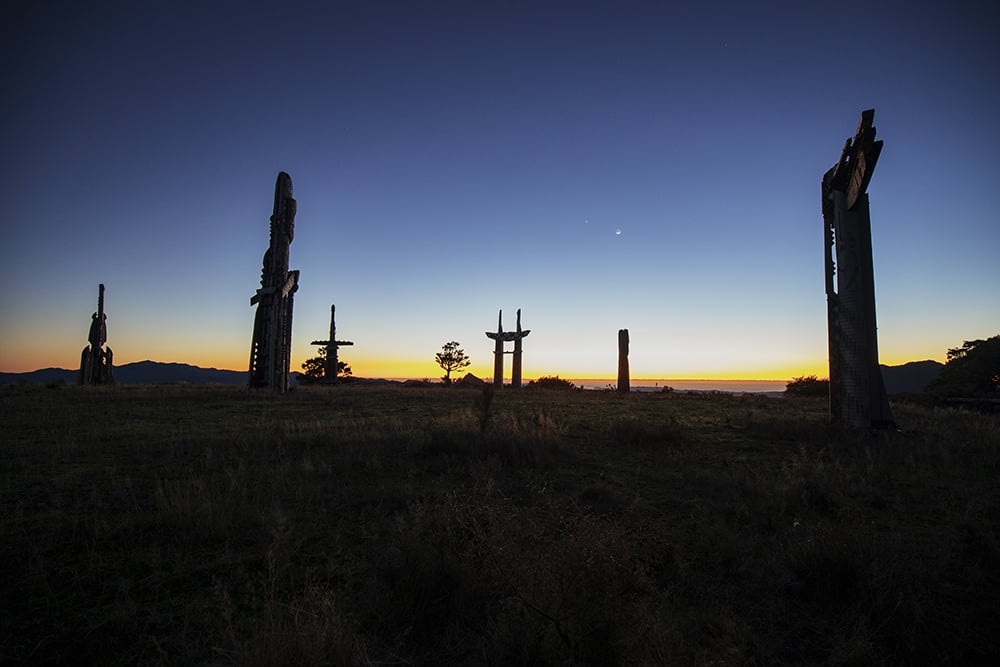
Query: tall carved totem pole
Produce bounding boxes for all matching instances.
[823,110,894,429]
[485,309,530,388]
[248,172,300,392]
[79,283,114,384]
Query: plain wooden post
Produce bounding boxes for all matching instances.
[617,329,630,393]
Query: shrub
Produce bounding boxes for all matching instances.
[786,375,829,397]
[526,375,577,390]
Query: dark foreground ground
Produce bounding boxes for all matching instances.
[2,384,998,665]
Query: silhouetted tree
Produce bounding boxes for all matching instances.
[785,375,829,397]
[300,348,351,384]
[930,336,1000,397]
[435,341,470,384]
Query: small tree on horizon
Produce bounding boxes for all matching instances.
[435,341,471,384]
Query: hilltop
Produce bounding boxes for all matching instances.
[0,360,245,385]
[1,359,945,393]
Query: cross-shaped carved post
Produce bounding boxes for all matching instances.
[310,304,353,384]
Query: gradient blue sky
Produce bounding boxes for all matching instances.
[2,0,998,379]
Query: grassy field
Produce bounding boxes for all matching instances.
[2,383,998,665]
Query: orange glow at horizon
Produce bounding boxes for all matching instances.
[0,328,836,381]
[0,345,254,376]
[0,345,939,382]
[319,355,834,382]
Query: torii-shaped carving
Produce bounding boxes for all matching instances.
[486,309,530,388]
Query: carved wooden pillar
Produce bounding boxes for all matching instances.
[511,308,526,389]
[823,110,894,429]
[512,337,523,389]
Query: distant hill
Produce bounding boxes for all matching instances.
[0,367,78,385]
[880,360,943,394]
[2,359,945,392]
[0,361,246,385]
[116,361,246,384]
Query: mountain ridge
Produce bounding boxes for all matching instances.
[880,359,943,395]
[0,360,246,386]
[1,359,945,393]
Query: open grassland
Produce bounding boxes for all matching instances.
[2,384,998,665]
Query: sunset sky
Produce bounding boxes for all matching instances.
[2,0,998,380]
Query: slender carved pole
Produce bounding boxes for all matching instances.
[493,310,504,387]
[326,304,338,381]
[511,309,524,389]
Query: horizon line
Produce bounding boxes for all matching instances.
[14,356,945,381]
[0,361,799,383]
